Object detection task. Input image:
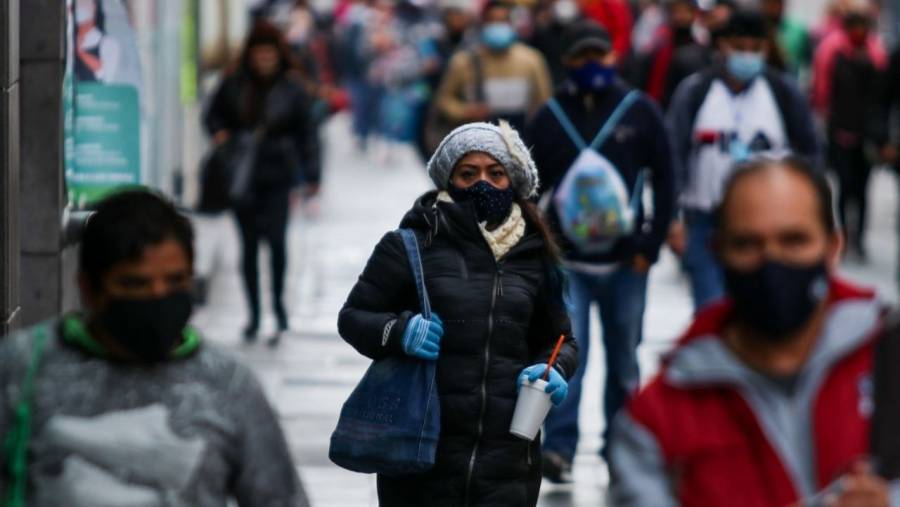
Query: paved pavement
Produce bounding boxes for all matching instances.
[190,114,900,506]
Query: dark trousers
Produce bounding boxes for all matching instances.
[830,140,872,250]
[542,266,648,461]
[233,188,290,327]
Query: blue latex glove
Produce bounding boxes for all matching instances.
[517,364,568,406]
[401,313,443,361]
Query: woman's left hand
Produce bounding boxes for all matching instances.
[518,364,569,406]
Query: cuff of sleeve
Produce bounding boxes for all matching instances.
[383,311,413,355]
[890,479,900,507]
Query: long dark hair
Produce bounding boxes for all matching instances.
[236,19,299,78]
[518,198,568,310]
[231,20,306,124]
[518,199,561,263]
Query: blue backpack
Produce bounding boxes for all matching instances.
[547,91,644,255]
[329,229,440,475]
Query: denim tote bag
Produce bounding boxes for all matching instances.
[329,229,440,475]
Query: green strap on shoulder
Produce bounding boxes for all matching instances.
[3,326,50,507]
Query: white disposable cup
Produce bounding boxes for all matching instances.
[510,378,553,441]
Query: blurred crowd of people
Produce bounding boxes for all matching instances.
[248,0,900,261]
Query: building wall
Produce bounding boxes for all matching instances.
[1,0,21,335]
[18,0,71,328]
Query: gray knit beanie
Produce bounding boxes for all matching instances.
[426,121,540,199]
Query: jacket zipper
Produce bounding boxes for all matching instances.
[464,266,502,506]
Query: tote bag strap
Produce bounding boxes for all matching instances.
[397,229,431,319]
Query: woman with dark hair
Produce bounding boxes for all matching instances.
[204,20,320,345]
[338,121,579,506]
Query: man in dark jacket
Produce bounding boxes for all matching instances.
[525,19,675,482]
[667,9,818,310]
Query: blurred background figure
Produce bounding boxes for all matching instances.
[701,0,737,48]
[579,0,635,60]
[429,1,552,142]
[761,0,812,81]
[668,9,818,309]
[204,20,320,345]
[526,19,676,482]
[628,0,712,109]
[529,0,583,87]
[365,0,439,163]
[812,1,887,262]
[337,0,381,152]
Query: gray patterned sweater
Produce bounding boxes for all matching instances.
[0,320,309,507]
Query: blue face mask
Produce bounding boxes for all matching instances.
[727,51,766,83]
[569,61,616,92]
[448,180,516,225]
[482,23,517,51]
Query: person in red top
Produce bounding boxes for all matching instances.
[608,157,899,507]
[811,5,887,260]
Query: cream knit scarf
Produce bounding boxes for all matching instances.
[437,191,526,260]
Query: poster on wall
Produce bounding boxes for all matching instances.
[65,0,143,208]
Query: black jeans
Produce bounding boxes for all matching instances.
[234,187,290,328]
[830,140,872,250]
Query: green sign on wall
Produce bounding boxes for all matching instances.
[66,83,141,207]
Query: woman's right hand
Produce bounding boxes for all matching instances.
[401,313,443,361]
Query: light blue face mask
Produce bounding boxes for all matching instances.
[482,22,517,51]
[727,51,766,83]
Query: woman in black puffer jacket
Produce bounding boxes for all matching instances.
[204,20,320,344]
[338,121,578,507]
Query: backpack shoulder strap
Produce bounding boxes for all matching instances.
[396,229,431,320]
[763,69,802,148]
[685,70,718,135]
[547,98,588,151]
[589,89,642,150]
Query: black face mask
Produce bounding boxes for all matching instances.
[448,180,516,225]
[724,259,830,341]
[100,291,194,363]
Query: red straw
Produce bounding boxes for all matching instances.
[542,335,567,381]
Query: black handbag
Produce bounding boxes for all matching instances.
[196,128,263,213]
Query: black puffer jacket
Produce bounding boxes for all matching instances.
[338,192,578,507]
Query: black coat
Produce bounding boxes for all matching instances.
[338,192,578,507]
[203,70,321,189]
